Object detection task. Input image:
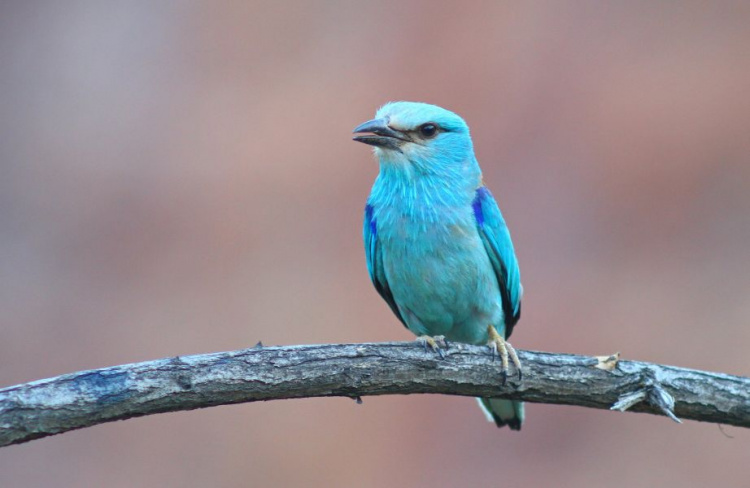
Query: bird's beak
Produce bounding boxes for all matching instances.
[352,118,410,150]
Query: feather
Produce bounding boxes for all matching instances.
[472,186,522,337]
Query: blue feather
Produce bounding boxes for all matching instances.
[364,203,407,328]
[472,186,522,337]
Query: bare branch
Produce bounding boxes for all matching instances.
[1,342,749,447]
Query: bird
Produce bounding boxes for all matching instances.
[353,101,524,430]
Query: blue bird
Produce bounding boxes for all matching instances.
[353,102,524,430]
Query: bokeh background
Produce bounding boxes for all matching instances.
[2,1,750,487]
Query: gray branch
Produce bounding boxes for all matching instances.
[1,342,749,447]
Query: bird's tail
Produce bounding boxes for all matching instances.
[477,398,525,431]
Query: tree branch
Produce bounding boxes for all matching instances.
[1,342,748,447]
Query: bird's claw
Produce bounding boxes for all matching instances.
[487,325,522,385]
[416,335,449,359]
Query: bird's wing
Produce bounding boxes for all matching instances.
[364,203,408,328]
[472,186,522,337]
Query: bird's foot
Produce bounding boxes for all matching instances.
[416,335,449,359]
[487,325,522,385]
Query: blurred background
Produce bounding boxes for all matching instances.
[2,1,749,487]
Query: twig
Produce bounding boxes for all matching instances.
[1,342,748,447]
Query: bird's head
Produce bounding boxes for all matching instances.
[353,102,476,177]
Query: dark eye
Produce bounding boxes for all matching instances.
[418,123,439,138]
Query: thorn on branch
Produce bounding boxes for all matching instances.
[718,424,734,439]
[594,352,620,371]
[610,370,682,423]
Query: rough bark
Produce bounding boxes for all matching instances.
[1,342,748,447]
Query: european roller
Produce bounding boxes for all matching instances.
[353,102,524,430]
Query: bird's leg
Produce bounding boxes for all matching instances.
[487,325,522,385]
[416,335,448,359]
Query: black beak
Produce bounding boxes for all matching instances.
[352,118,410,150]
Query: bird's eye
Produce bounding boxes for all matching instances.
[418,123,439,138]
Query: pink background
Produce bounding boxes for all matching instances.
[2,2,749,487]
